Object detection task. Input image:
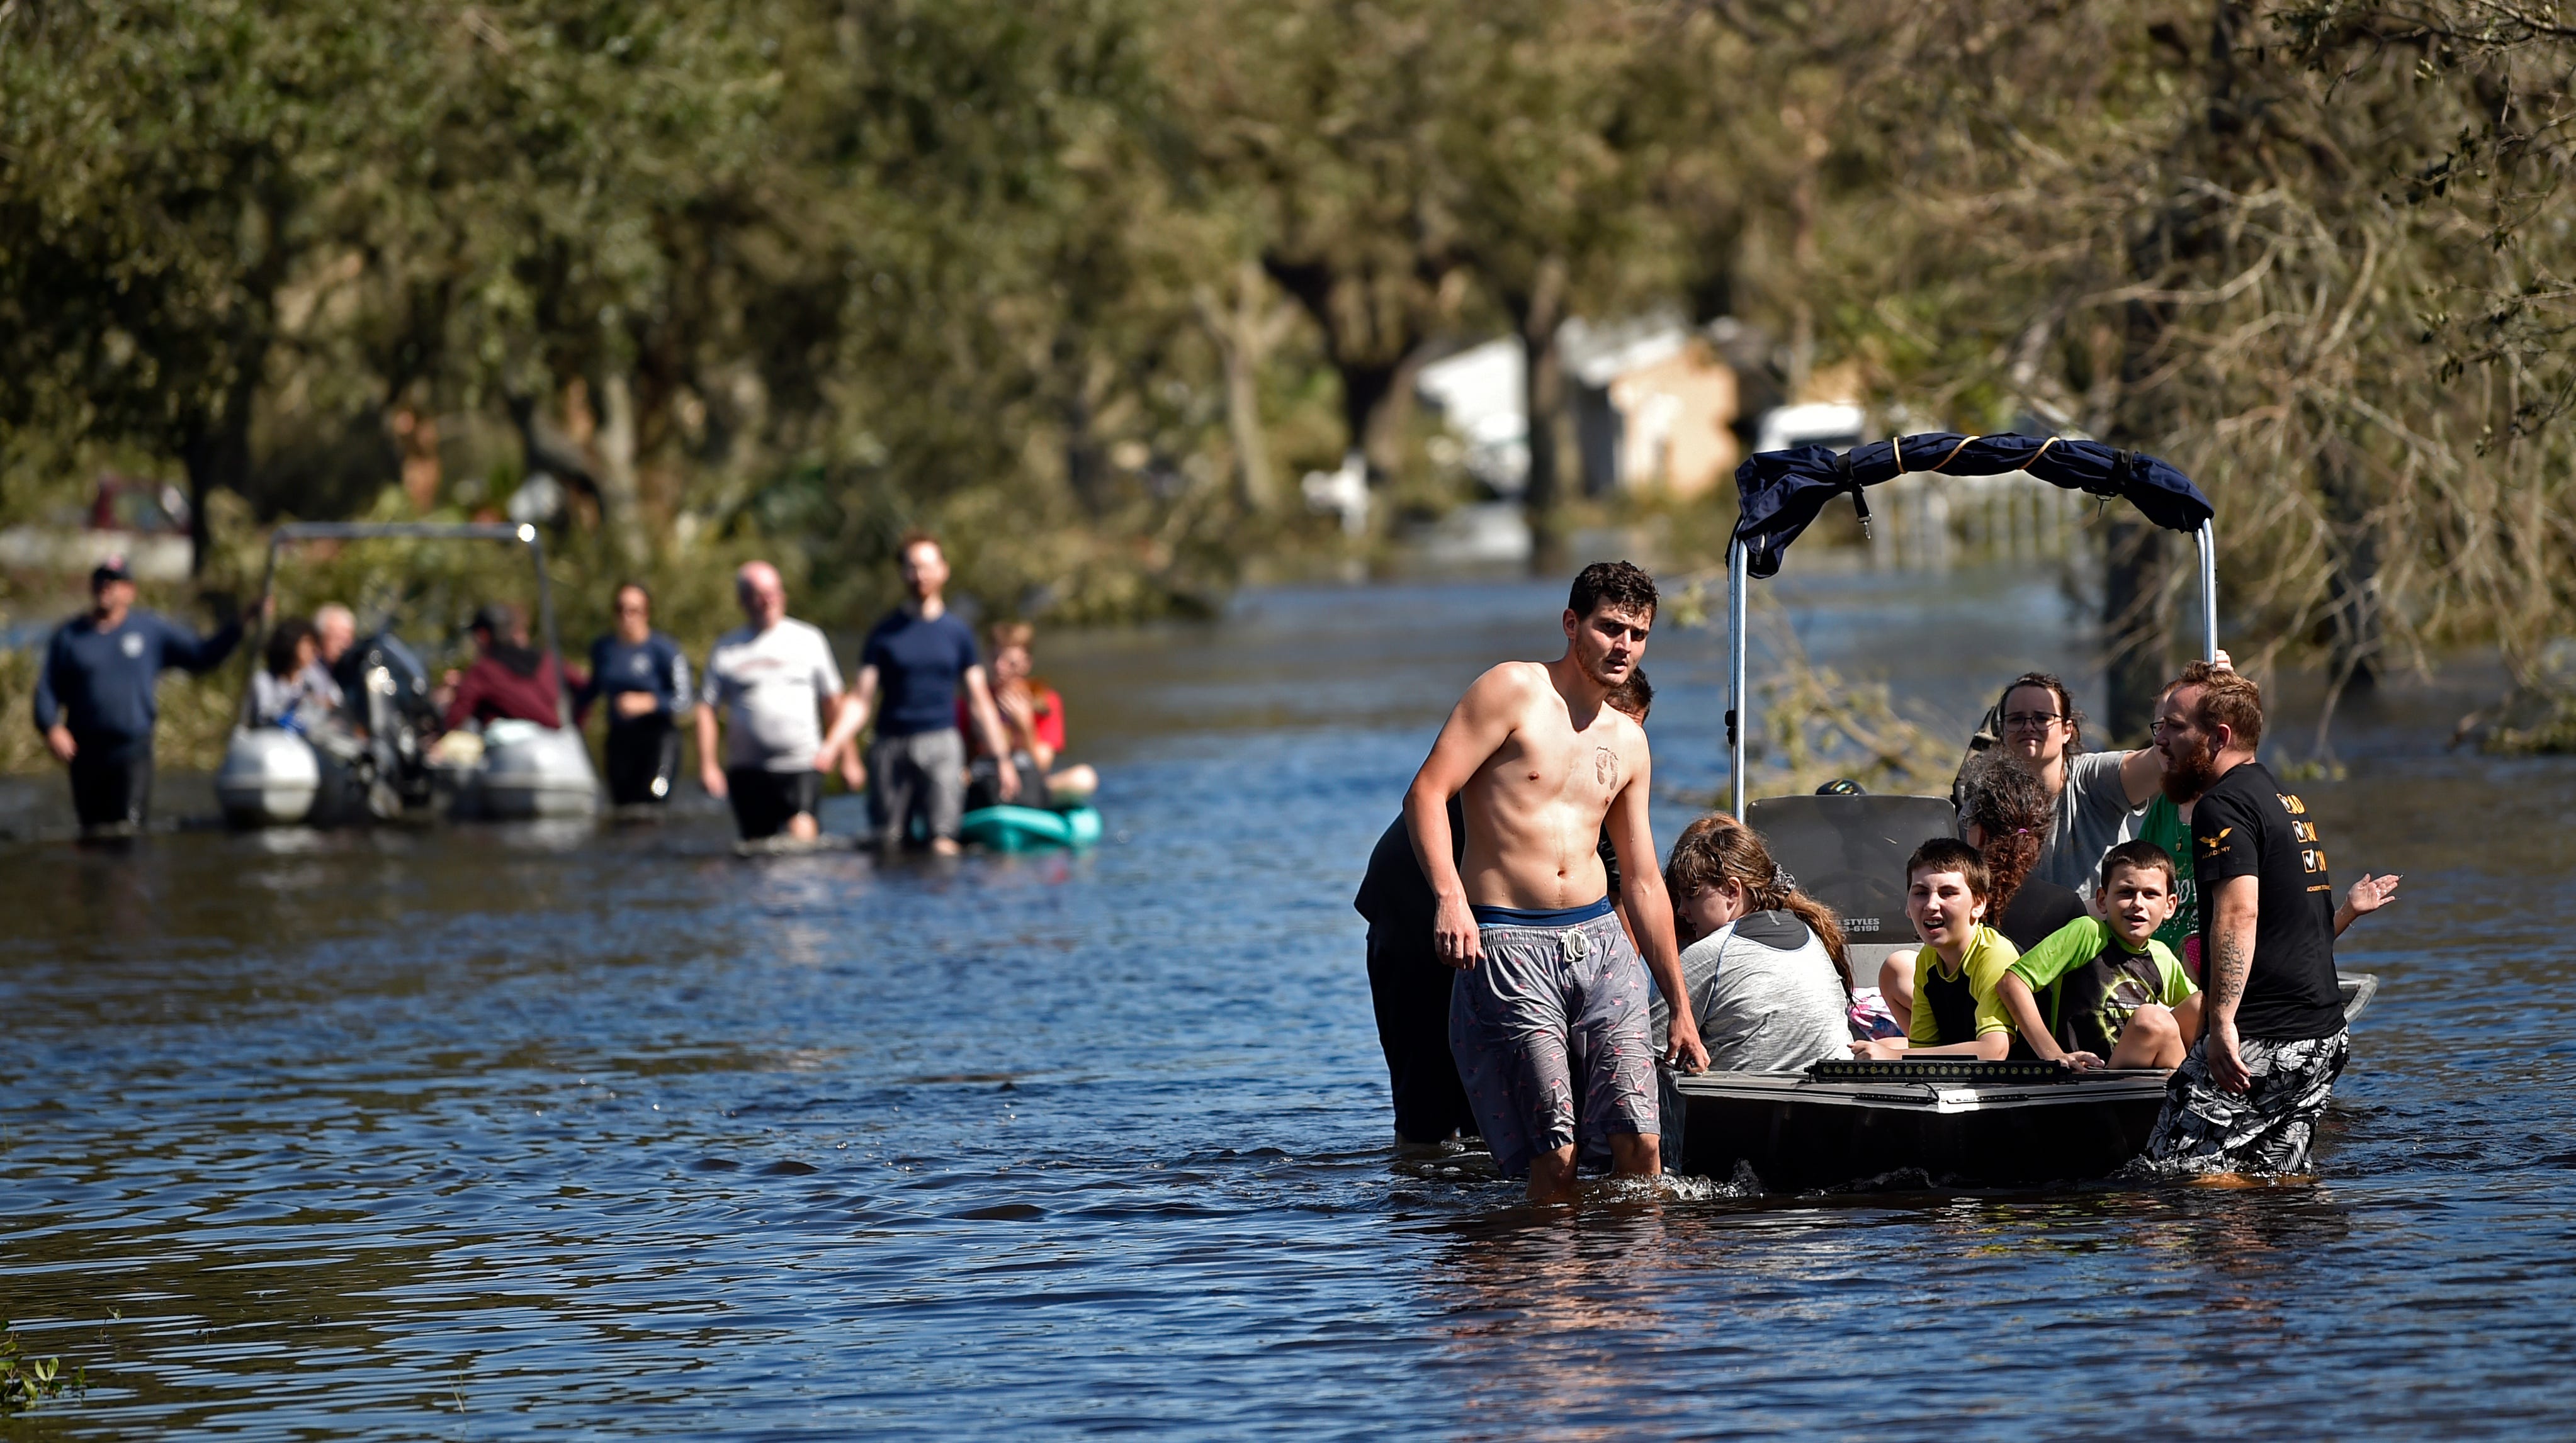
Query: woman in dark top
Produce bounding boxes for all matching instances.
[579,583,693,807]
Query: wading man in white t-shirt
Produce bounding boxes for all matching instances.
[696,561,847,841]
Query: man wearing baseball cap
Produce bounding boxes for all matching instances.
[32,558,246,835]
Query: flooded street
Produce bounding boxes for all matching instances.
[6,572,2573,1437]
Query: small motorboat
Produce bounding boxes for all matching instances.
[1673,431,2373,1189]
[216,522,598,828]
[1671,977,2376,1189]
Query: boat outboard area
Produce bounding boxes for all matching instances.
[1671,430,2383,1193]
[215,522,601,829]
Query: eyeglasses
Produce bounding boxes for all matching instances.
[2002,711,2065,732]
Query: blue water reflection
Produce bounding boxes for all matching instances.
[3,574,2570,1437]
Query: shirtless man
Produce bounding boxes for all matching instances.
[1403,561,1706,1203]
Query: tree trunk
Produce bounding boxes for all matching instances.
[2101,514,2176,743]
[1337,359,1401,483]
[2094,0,2253,741]
[176,362,263,578]
[2102,281,2181,743]
[1516,255,1569,573]
[593,371,650,566]
[1263,254,1433,487]
[1195,261,1297,514]
[2317,430,2380,694]
[177,416,249,580]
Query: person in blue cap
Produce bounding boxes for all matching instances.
[33,557,246,834]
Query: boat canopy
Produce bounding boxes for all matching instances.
[1719,432,2218,819]
[1732,432,2213,580]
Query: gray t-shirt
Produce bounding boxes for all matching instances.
[2032,749,2145,900]
[1653,911,1850,1074]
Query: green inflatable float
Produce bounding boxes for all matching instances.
[957,804,1104,853]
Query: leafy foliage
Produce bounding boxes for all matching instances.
[6,0,2576,761]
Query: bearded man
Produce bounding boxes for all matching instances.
[2144,661,2353,1174]
[1402,561,1705,1203]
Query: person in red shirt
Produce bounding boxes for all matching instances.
[439,604,582,731]
[961,620,1097,809]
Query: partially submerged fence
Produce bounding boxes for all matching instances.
[1861,469,2083,571]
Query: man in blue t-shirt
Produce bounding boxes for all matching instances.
[33,558,245,834]
[819,533,1017,854]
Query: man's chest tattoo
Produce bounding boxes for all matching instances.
[1594,746,1619,789]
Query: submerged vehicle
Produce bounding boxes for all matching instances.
[1668,431,2379,1189]
[215,522,599,827]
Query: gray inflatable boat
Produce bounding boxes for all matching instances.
[216,522,597,827]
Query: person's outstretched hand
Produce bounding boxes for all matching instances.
[701,763,728,799]
[45,724,76,763]
[2347,872,2402,916]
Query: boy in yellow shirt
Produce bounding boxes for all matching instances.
[1856,839,2018,1060]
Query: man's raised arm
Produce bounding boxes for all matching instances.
[1603,746,1707,1072]
[1404,666,1520,971]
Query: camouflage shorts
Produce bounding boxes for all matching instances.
[2145,1030,2351,1175]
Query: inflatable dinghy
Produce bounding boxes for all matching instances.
[958,804,1102,852]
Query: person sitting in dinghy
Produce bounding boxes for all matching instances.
[1852,839,2019,1060]
[438,604,580,731]
[963,620,1099,812]
[1997,840,2202,1071]
[251,619,345,736]
[1655,812,1854,1074]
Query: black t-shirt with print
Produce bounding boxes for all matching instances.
[2192,760,2344,1040]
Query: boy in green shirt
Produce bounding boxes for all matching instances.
[1997,840,2201,1070]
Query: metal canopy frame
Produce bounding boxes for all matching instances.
[1724,500,2218,822]
[241,521,573,729]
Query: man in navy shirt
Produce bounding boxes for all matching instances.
[33,558,244,834]
[820,532,1017,854]
[577,582,693,807]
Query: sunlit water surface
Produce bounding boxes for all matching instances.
[4,571,2570,1438]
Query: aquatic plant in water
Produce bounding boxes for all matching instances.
[0,1322,81,1413]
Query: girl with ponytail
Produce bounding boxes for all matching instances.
[1654,813,1855,1074]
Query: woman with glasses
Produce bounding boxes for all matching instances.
[1987,670,2169,901]
[580,582,693,808]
